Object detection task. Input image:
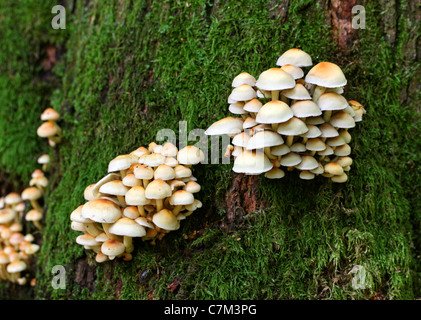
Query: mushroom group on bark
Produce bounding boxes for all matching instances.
[71,142,204,263]
[0,193,40,285]
[36,108,62,147]
[205,48,366,183]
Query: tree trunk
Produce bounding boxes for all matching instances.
[0,0,419,300]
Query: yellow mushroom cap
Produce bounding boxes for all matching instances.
[305,61,347,88]
[133,164,154,180]
[276,117,308,136]
[145,179,172,200]
[81,199,122,224]
[177,146,205,165]
[25,209,43,222]
[295,155,319,170]
[229,84,257,101]
[232,150,273,174]
[290,100,322,118]
[152,209,179,231]
[317,92,348,111]
[99,180,129,196]
[154,164,176,181]
[256,100,293,124]
[264,167,285,179]
[108,154,139,173]
[160,142,178,157]
[276,48,313,67]
[76,234,101,247]
[183,181,201,193]
[204,117,244,136]
[21,187,42,201]
[5,192,22,205]
[329,111,356,129]
[231,72,256,88]
[7,260,26,273]
[280,64,304,79]
[40,107,60,121]
[0,209,16,224]
[125,186,148,206]
[255,68,295,91]
[246,130,284,150]
[324,162,344,176]
[108,217,146,238]
[101,239,126,257]
[282,83,311,100]
[169,190,194,206]
[37,121,58,137]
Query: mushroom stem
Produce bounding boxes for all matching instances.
[0,265,9,281]
[312,86,326,102]
[33,220,43,230]
[48,135,62,144]
[286,135,294,147]
[172,205,183,216]
[155,199,164,212]
[117,195,126,208]
[29,200,42,212]
[142,179,150,189]
[84,223,102,237]
[102,223,120,241]
[271,90,280,101]
[323,110,332,122]
[137,205,146,217]
[119,169,127,179]
[271,123,279,132]
[123,236,134,253]
[264,147,276,160]
[281,95,289,104]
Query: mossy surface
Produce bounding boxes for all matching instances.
[0,0,420,300]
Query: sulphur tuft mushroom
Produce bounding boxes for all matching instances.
[70,142,204,262]
[204,48,365,182]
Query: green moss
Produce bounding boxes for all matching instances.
[0,0,419,300]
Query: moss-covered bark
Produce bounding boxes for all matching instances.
[0,0,420,299]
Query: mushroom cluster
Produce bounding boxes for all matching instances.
[0,193,40,285]
[70,142,204,263]
[0,106,55,285]
[36,107,62,147]
[205,48,366,182]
